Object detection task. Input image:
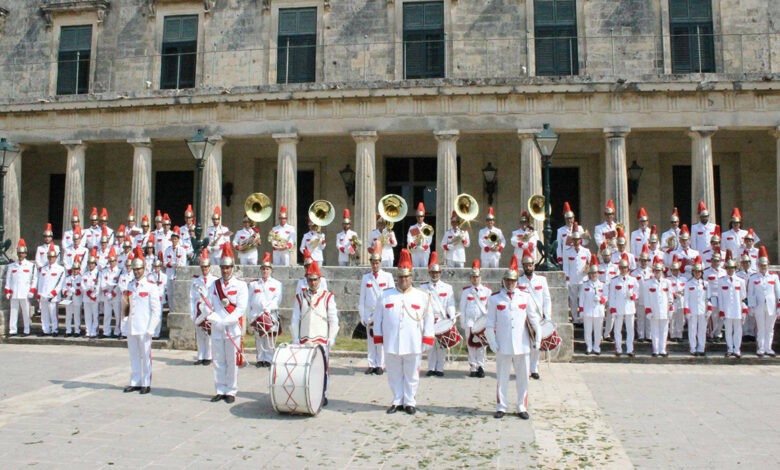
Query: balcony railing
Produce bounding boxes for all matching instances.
[0,32,777,102]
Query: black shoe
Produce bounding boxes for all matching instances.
[404,406,416,415]
[210,394,224,402]
[585,350,591,355]
[476,367,485,378]
[98,333,104,339]
[690,352,697,357]
[321,397,328,407]
[387,405,401,414]
[435,371,444,377]
[757,352,765,357]
[469,371,477,378]
[140,387,151,394]
[627,352,635,357]
[615,352,622,357]
[256,361,264,368]
[426,370,436,377]
[530,372,540,380]
[123,386,140,393]
[652,353,658,357]
[769,352,777,357]
[734,353,741,359]
[725,353,731,358]
[224,395,235,404]
[22,333,30,337]
[594,351,601,356]
[661,353,668,358]
[365,367,375,375]
[518,411,530,420]
[375,368,384,376]
[202,360,212,366]
[194,359,204,365]
[494,411,505,419]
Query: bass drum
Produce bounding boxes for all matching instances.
[269,343,327,416]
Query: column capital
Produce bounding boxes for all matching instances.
[127,137,152,148]
[351,130,378,143]
[433,129,460,142]
[603,126,631,138]
[771,125,780,139]
[61,139,86,150]
[517,128,542,140]
[689,126,718,137]
[272,132,299,144]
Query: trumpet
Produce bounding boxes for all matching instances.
[487,231,500,245]
[414,224,434,246]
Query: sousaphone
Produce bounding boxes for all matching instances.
[454,193,479,224]
[244,192,273,223]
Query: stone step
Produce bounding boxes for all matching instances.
[573,338,764,354]
[571,352,780,365]
[3,335,172,349]
[22,308,171,338]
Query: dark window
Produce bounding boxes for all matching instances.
[154,171,194,227]
[672,165,721,225]
[49,174,66,238]
[534,0,578,76]
[277,8,317,84]
[669,0,715,73]
[403,1,444,79]
[56,25,92,95]
[161,15,198,89]
[548,167,580,231]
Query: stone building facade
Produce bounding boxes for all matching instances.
[0,0,779,264]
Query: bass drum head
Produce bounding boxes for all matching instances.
[306,345,327,416]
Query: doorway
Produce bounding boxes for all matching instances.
[385,157,438,260]
[154,171,194,227]
[549,167,580,230]
[673,165,722,225]
[296,170,315,264]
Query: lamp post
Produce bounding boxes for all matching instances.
[185,129,215,264]
[0,138,20,264]
[627,160,644,205]
[339,163,356,204]
[482,162,498,205]
[534,124,560,271]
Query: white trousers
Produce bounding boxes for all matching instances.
[212,336,239,396]
[84,302,99,336]
[366,330,385,368]
[480,252,500,269]
[466,328,486,371]
[635,303,647,339]
[755,310,777,354]
[495,353,530,413]
[127,334,152,387]
[724,318,743,354]
[604,310,615,338]
[102,299,121,335]
[272,250,291,266]
[583,316,604,353]
[254,332,276,362]
[385,353,421,407]
[40,298,58,334]
[153,303,164,337]
[65,300,83,334]
[411,251,429,268]
[650,317,669,354]
[8,299,31,335]
[687,314,707,353]
[380,259,393,268]
[743,314,756,337]
[238,251,258,266]
[670,307,685,338]
[568,283,582,323]
[613,314,635,353]
[427,342,447,372]
[710,313,724,338]
[195,326,213,360]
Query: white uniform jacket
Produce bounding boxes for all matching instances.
[359,270,395,326]
[62,228,87,251]
[147,271,168,305]
[478,227,506,255]
[206,276,249,339]
[441,228,470,264]
[163,244,188,279]
[300,230,326,263]
[420,280,456,320]
[368,228,397,262]
[701,247,726,269]
[716,275,747,320]
[598,262,618,284]
[510,228,538,259]
[373,287,435,355]
[459,284,492,329]
[37,263,65,300]
[5,260,37,299]
[81,268,100,303]
[579,279,607,318]
[295,277,328,295]
[270,224,296,252]
[248,277,283,323]
[630,227,651,260]
[747,271,780,316]
[607,274,638,316]
[124,277,161,336]
[407,223,433,254]
[722,228,760,258]
[62,247,88,273]
[35,244,60,269]
[61,273,84,303]
[99,266,121,303]
[205,225,231,258]
[486,289,542,355]
[291,288,338,346]
[232,227,260,255]
[189,273,218,322]
[683,277,712,316]
[611,250,637,270]
[668,275,686,311]
[336,229,359,265]
[556,224,586,262]
[643,277,673,320]
[517,273,552,320]
[661,227,680,251]
[562,245,589,284]
[594,221,617,248]
[671,247,700,278]
[155,230,173,256]
[690,222,716,253]
[703,267,726,308]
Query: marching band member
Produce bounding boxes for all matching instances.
[608,253,639,357]
[206,207,231,266]
[189,249,216,365]
[98,208,114,247]
[631,245,652,342]
[486,255,542,420]
[206,244,248,404]
[296,250,329,294]
[300,219,326,264]
[155,214,174,255]
[121,248,160,395]
[137,215,152,249]
[61,258,84,337]
[82,250,101,338]
[630,208,651,260]
[555,202,584,263]
[671,225,699,280]
[518,249,551,379]
[373,249,435,415]
[747,247,779,357]
[148,257,167,339]
[143,237,156,271]
[359,244,395,374]
[116,237,134,272]
[97,227,112,270]
[84,208,100,250]
[99,247,122,338]
[562,227,589,324]
[114,225,127,252]
[684,257,711,356]
[407,203,433,268]
[610,228,636,270]
[667,256,687,342]
[690,201,715,253]
[63,208,85,251]
[478,207,505,268]
[5,240,36,337]
[442,211,470,268]
[738,250,758,340]
[369,217,397,268]
[594,200,618,249]
[459,259,490,378]
[716,252,748,358]
[233,216,261,266]
[336,209,359,266]
[35,223,59,268]
[643,256,673,357]
[37,244,65,336]
[291,260,339,405]
[597,243,617,340]
[510,211,538,261]
[741,230,759,271]
[153,210,164,239]
[117,258,136,334]
[163,227,187,312]
[62,227,88,274]
[703,251,726,341]
[580,254,607,355]
[722,207,760,256]
[179,205,196,258]
[647,226,664,263]
[248,253,283,368]
[421,252,455,376]
[270,206,295,266]
[660,207,680,251]
[700,226,724,268]
[125,208,141,245]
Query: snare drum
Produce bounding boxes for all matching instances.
[270,343,327,416]
[538,318,561,352]
[468,315,488,347]
[434,318,462,349]
[251,311,280,336]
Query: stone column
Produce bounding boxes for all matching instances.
[518,129,543,239]
[273,133,299,234]
[128,138,153,221]
[352,131,378,265]
[61,140,87,233]
[773,126,780,259]
[434,130,459,262]
[200,136,225,224]
[689,126,718,224]
[603,127,631,233]
[3,144,23,247]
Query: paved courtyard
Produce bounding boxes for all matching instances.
[0,344,778,469]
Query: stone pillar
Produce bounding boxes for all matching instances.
[689,126,718,225]
[3,144,23,247]
[518,129,544,239]
[773,126,780,260]
[128,138,153,221]
[200,136,225,224]
[603,127,631,233]
[434,130,459,262]
[352,131,378,265]
[61,140,87,233]
[273,133,299,233]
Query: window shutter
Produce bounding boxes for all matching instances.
[59,25,91,52]
[403,3,425,31]
[671,25,692,73]
[163,16,198,43]
[669,0,689,20]
[534,0,555,25]
[556,0,576,23]
[535,31,555,75]
[423,2,443,28]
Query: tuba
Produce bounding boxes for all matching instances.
[244,192,272,224]
[378,194,408,223]
[528,194,546,222]
[308,200,335,227]
[454,193,479,224]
